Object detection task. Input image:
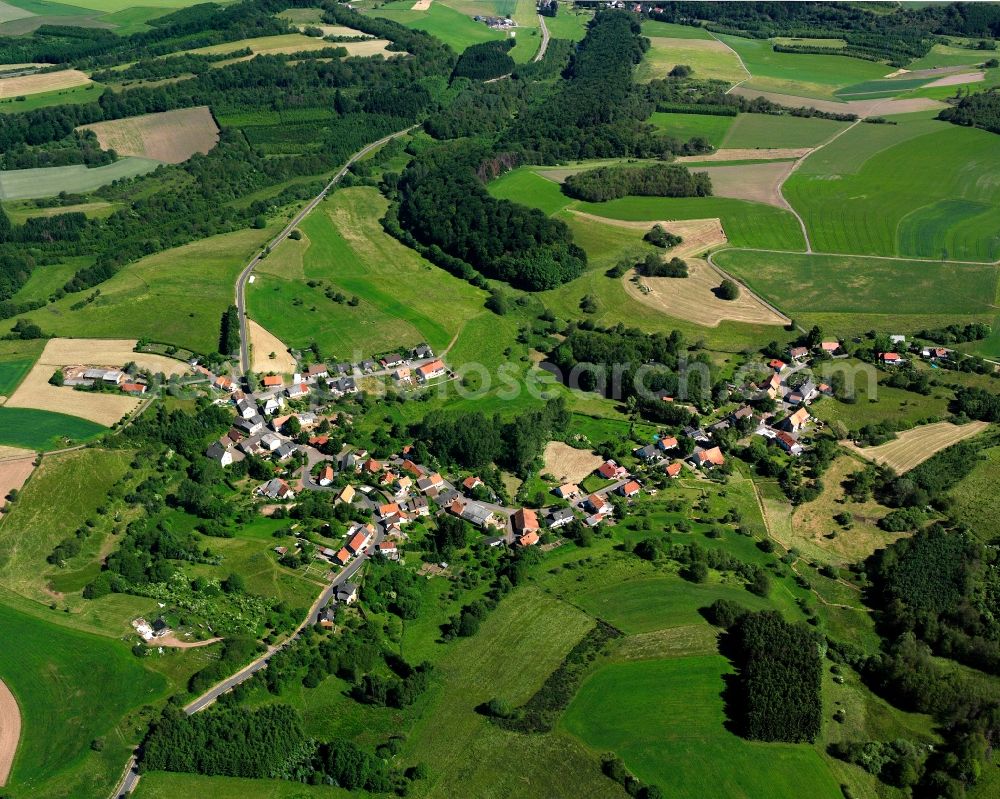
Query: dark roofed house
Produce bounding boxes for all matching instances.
[413,344,433,359]
[380,354,404,368]
[634,444,660,462]
[336,582,359,605]
[547,507,575,529]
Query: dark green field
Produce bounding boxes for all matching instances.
[0,407,105,450]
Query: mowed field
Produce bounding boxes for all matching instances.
[648,111,734,147]
[542,441,603,485]
[78,106,219,164]
[0,158,160,200]
[562,655,843,799]
[0,68,89,98]
[637,37,747,84]
[785,121,1000,261]
[720,113,851,149]
[185,33,395,58]
[366,1,506,53]
[250,186,487,359]
[844,421,991,474]
[950,444,1000,542]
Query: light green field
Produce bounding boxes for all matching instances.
[134,773,353,799]
[542,7,590,41]
[249,186,487,360]
[809,379,951,431]
[0,353,35,396]
[835,76,933,100]
[907,43,989,70]
[717,33,889,100]
[0,598,166,799]
[721,113,850,148]
[637,36,747,84]
[772,36,847,49]
[562,655,843,799]
[785,122,1000,261]
[3,199,117,224]
[7,259,80,305]
[949,445,1000,541]
[640,20,712,39]
[0,81,102,114]
[649,111,734,146]
[0,157,160,200]
[0,407,105,450]
[6,224,272,354]
[367,0,506,53]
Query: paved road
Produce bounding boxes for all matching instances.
[235,126,417,376]
[534,13,550,63]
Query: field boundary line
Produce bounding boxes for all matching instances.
[703,249,793,327]
[708,31,751,93]
[711,244,996,267]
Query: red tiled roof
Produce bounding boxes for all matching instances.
[513,507,539,532]
[665,462,682,477]
[263,375,282,386]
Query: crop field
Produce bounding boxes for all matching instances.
[0,408,105,450]
[648,111,734,146]
[694,161,795,208]
[717,33,888,99]
[729,84,945,118]
[0,598,166,799]
[714,250,999,334]
[835,76,932,100]
[721,113,850,149]
[367,1,506,52]
[562,655,843,799]
[636,37,748,85]
[844,421,990,474]
[0,357,34,398]
[185,33,396,59]
[0,68,89,98]
[247,319,296,374]
[79,107,219,164]
[0,158,160,200]
[785,123,1000,261]
[7,225,273,354]
[250,186,487,359]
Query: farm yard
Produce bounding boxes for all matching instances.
[844,421,991,474]
[78,107,219,164]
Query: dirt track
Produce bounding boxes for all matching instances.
[844,421,990,473]
[0,676,20,786]
[676,147,811,162]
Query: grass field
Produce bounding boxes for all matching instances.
[562,655,843,799]
[0,598,166,799]
[367,1,506,53]
[637,37,747,84]
[0,356,34,397]
[3,201,116,225]
[0,158,160,200]
[950,444,1000,542]
[0,68,89,98]
[649,111,734,146]
[721,113,850,148]
[542,7,590,41]
[134,773,354,799]
[0,81,101,114]
[0,407,105,450]
[7,224,273,354]
[249,186,487,359]
[640,20,712,39]
[808,377,951,432]
[907,43,988,70]
[845,420,990,474]
[717,33,889,100]
[784,121,1000,261]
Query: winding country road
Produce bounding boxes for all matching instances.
[534,13,550,63]
[235,126,417,377]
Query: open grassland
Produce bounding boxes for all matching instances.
[717,33,888,100]
[721,113,850,148]
[0,598,165,799]
[950,444,1000,541]
[844,421,991,474]
[0,68,89,98]
[562,655,843,799]
[250,186,487,359]
[809,377,952,432]
[714,250,999,334]
[637,37,747,84]
[786,124,1000,261]
[0,81,101,113]
[367,0,505,52]
[0,158,160,200]
[0,449,128,604]
[134,773,353,799]
[907,43,989,70]
[3,200,116,224]
[7,225,273,354]
[79,106,219,164]
[542,6,590,41]
[640,20,712,39]
[648,111,733,146]
[0,408,104,450]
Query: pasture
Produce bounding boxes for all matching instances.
[366,1,506,52]
[950,444,1000,542]
[648,111,734,146]
[640,20,711,39]
[542,6,590,41]
[784,123,1000,261]
[250,187,486,359]
[3,200,116,224]
[844,421,991,474]
[0,599,166,799]
[808,377,951,432]
[907,43,989,70]
[134,773,353,799]
[79,106,219,164]
[0,408,104,450]
[0,68,89,98]
[0,81,101,114]
[0,158,160,200]
[721,113,850,149]
[637,37,747,85]
[562,655,843,799]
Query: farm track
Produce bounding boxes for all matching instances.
[534,13,549,62]
[709,30,751,93]
[235,125,418,376]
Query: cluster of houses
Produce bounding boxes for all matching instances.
[473,14,515,29]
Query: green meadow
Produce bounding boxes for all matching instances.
[366,0,505,53]
[562,655,843,799]
[249,186,488,359]
[716,33,888,99]
[0,599,166,799]
[721,112,850,148]
[785,122,1000,261]
[809,376,951,431]
[134,773,354,799]
[637,36,747,84]
[0,357,34,396]
[907,42,990,70]
[950,445,1000,542]
[640,19,712,39]
[542,7,590,41]
[0,82,102,114]
[0,407,105,450]
[649,110,734,146]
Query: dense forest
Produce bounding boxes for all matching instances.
[562,163,712,202]
[452,39,516,81]
[939,88,1000,135]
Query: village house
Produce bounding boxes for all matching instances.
[554,483,579,499]
[407,495,430,517]
[206,439,235,467]
[318,606,336,628]
[121,382,147,396]
[512,508,540,537]
[729,406,754,425]
[336,582,359,605]
[305,363,329,382]
[413,344,434,359]
[394,367,412,384]
[259,393,285,415]
[334,548,351,566]
[789,346,809,361]
[333,363,351,377]
[619,480,641,498]
[381,354,405,368]
[347,525,373,554]
[336,484,355,504]
[362,458,382,475]
[236,397,257,419]
[259,432,281,452]
[214,375,235,392]
[517,531,540,547]
[463,475,484,491]
[547,507,575,529]
[286,382,310,399]
[332,376,358,395]
[786,380,817,406]
[401,459,423,477]
[769,358,786,372]
[882,352,905,366]
[690,446,725,469]
[275,442,298,461]
[360,359,377,373]
[417,472,444,493]
[234,414,266,436]
[260,478,295,500]
[416,359,447,382]
[262,375,283,388]
[318,465,335,487]
[634,443,660,463]
[657,436,678,452]
[596,460,628,480]
[760,373,782,400]
[483,535,506,548]
[785,407,810,433]
[665,461,683,479]
[586,493,610,515]
[377,540,399,560]
[774,430,804,456]
[820,341,841,355]
[921,346,951,360]
[395,475,413,495]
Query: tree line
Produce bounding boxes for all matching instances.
[562,163,712,202]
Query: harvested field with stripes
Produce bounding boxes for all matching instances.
[844,421,991,473]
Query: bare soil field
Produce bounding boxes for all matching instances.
[0,676,20,787]
[843,421,990,474]
[924,70,984,88]
[79,106,219,164]
[0,68,89,98]
[676,147,811,162]
[568,213,727,260]
[248,319,297,374]
[146,633,222,649]
[624,257,789,328]
[0,453,34,519]
[730,86,946,117]
[5,338,186,426]
[695,161,796,209]
[543,441,602,484]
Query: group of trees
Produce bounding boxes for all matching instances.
[562,163,712,202]
[939,87,1000,134]
[636,252,688,278]
[644,223,682,249]
[452,39,515,81]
